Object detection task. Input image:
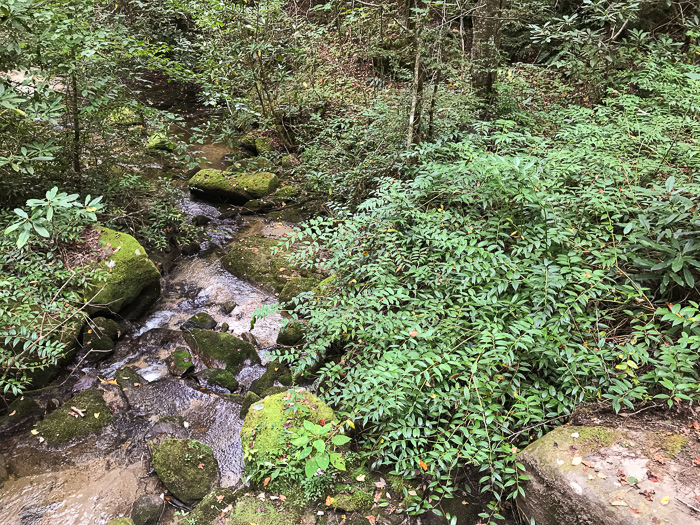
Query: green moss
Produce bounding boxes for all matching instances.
[239,391,260,419]
[115,367,144,390]
[169,349,194,376]
[189,169,280,204]
[150,439,219,504]
[329,490,373,513]
[227,156,274,173]
[105,106,143,125]
[182,488,237,525]
[145,131,174,151]
[36,389,113,444]
[276,322,304,347]
[255,137,272,153]
[279,155,297,169]
[249,361,288,396]
[243,199,269,212]
[237,133,258,153]
[279,277,320,307]
[87,227,161,319]
[184,329,260,372]
[241,389,335,464]
[182,312,217,331]
[649,432,688,458]
[106,519,135,525]
[0,396,42,433]
[226,494,301,525]
[386,474,422,509]
[262,386,289,397]
[197,368,239,392]
[82,317,122,362]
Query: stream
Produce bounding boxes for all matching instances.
[0,139,291,524]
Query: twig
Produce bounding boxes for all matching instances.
[678,498,700,513]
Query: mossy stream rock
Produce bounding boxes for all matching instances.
[181,312,217,331]
[36,389,113,444]
[146,131,174,151]
[182,488,237,525]
[168,348,194,376]
[0,396,42,434]
[517,425,697,525]
[131,494,163,525]
[189,169,280,204]
[184,329,260,372]
[150,438,219,504]
[82,317,123,362]
[276,322,304,346]
[226,494,301,525]
[87,227,161,319]
[249,361,291,397]
[241,389,335,464]
[278,276,320,307]
[196,368,239,392]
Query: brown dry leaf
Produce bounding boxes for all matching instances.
[660,496,670,506]
[365,516,377,525]
[642,490,655,501]
[197,463,204,469]
[325,496,334,506]
[133,382,141,387]
[279,494,287,501]
[8,410,16,417]
[691,421,700,430]
[216,495,224,503]
[653,454,666,464]
[646,470,659,482]
[630,508,639,515]
[263,477,271,486]
[279,268,286,272]
[251,248,259,252]
[693,458,700,466]
[374,491,382,503]
[374,479,386,489]
[409,329,419,337]
[652,518,661,524]
[572,457,583,466]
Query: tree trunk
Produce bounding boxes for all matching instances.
[69,71,81,173]
[406,31,424,148]
[470,0,501,98]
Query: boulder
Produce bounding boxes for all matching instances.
[279,155,298,169]
[184,329,260,372]
[35,389,114,444]
[226,494,302,525]
[278,276,320,307]
[114,367,144,391]
[82,317,123,362]
[145,131,174,151]
[131,494,163,525]
[276,322,304,347]
[196,368,239,392]
[168,348,195,376]
[150,438,219,504]
[87,227,161,319]
[188,169,280,204]
[517,425,699,525]
[255,137,273,153]
[181,312,217,331]
[182,488,237,525]
[240,389,335,464]
[238,391,260,420]
[249,361,291,397]
[0,396,42,434]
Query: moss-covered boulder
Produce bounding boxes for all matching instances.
[196,368,239,392]
[0,396,42,434]
[184,329,260,371]
[114,367,144,390]
[131,494,163,525]
[181,312,217,331]
[189,169,280,204]
[278,277,320,307]
[106,106,143,126]
[226,494,301,525]
[249,361,291,397]
[150,439,219,504]
[279,155,297,170]
[82,317,123,362]
[182,488,237,525]
[238,391,260,419]
[241,389,335,464]
[255,137,272,153]
[107,519,135,525]
[168,348,194,376]
[236,133,258,154]
[276,322,304,347]
[227,156,274,173]
[87,227,161,319]
[146,131,174,151]
[35,389,113,444]
[328,466,376,513]
[517,425,695,525]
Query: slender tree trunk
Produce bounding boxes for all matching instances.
[470,0,501,98]
[406,31,424,148]
[427,70,440,141]
[69,71,81,173]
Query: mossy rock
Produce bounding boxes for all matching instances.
[0,396,42,434]
[279,155,297,170]
[87,227,161,319]
[242,199,271,212]
[276,322,304,347]
[168,348,194,376]
[107,519,135,525]
[328,490,373,513]
[279,277,320,307]
[261,386,289,398]
[189,169,280,204]
[115,367,144,390]
[249,361,288,397]
[236,133,259,153]
[255,137,273,153]
[82,317,123,362]
[146,131,174,151]
[197,368,239,392]
[226,494,301,525]
[386,474,423,509]
[227,156,274,173]
[106,106,143,126]
[239,391,260,419]
[241,389,335,464]
[266,199,322,224]
[184,329,260,371]
[131,494,163,525]
[36,389,113,444]
[182,488,237,525]
[330,466,376,513]
[182,312,217,331]
[150,439,219,504]
[269,185,299,204]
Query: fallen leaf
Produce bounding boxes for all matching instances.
[216,495,224,503]
[652,518,661,524]
[588,474,595,480]
[8,410,16,416]
[197,463,204,469]
[374,491,382,503]
[627,476,638,485]
[641,490,655,501]
[366,516,377,525]
[325,496,334,506]
[251,248,259,252]
[653,454,666,464]
[571,432,580,438]
[693,458,700,466]
[279,494,286,501]
[660,496,670,506]
[691,421,700,430]
[264,477,271,487]
[630,508,639,514]
[279,268,286,272]
[597,472,607,479]
[419,459,428,470]
[184,421,190,428]
[407,490,417,496]
[133,382,141,387]
[374,478,386,489]
[31,429,39,435]
[94,413,100,419]
[572,457,583,466]
[646,470,659,482]
[38,436,44,443]
[409,329,419,337]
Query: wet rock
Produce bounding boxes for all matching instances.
[181,243,202,257]
[276,322,304,346]
[72,374,98,393]
[242,198,273,213]
[131,494,163,525]
[188,169,280,204]
[241,389,335,465]
[35,389,114,444]
[220,301,237,315]
[150,438,219,504]
[115,367,145,391]
[82,317,123,362]
[196,368,239,392]
[183,487,236,525]
[227,494,301,525]
[249,361,291,397]
[192,214,211,226]
[184,329,260,372]
[517,425,698,525]
[87,227,161,320]
[0,396,42,434]
[0,453,8,487]
[238,391,260,420]
[146,131,174,151]
[279,276,320,307]
[107,519,136,525]
[168,348,195,376]
[182,312,217,331]
[239,331,258,347]
[220,322,229,333]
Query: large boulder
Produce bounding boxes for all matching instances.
[150,438,219,504]
[87,227,161,319]
[35,389,114,444]
[517,425,699,525]
[240,389,335,464]
[0,396,42,435]
[182,488,237,525]
[188,169,279,204]
[184,329,260,372]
